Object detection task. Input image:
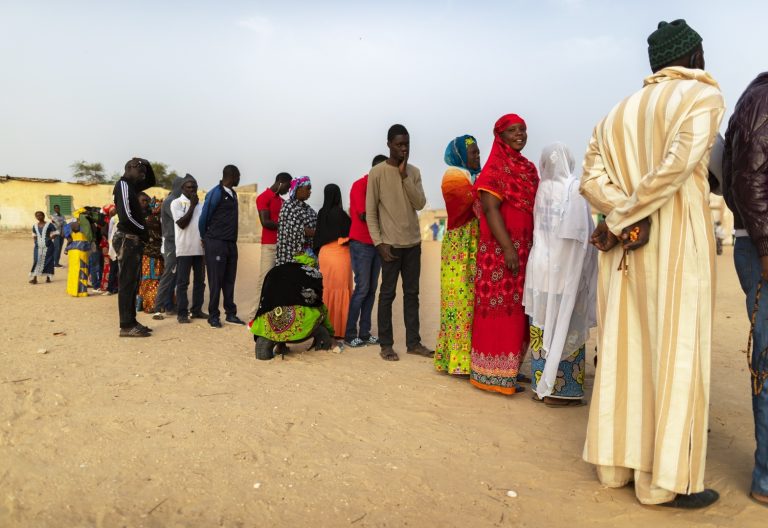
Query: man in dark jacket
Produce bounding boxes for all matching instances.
[154,175,184,318]
[113,157,156,337]
[723,71,768,507]
[198,165,245,328]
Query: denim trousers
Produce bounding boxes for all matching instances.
[344,240,381,341]
[155,241,177,311]
[88,246,102,288]
[733,237,768,495]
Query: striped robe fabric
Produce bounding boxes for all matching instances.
[579,67,725,496]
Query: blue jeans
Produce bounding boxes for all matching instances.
[155,243,177,311]
[733,237,768,495]
[88,246,102,288]
[344,240,381,341]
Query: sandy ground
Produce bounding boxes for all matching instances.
[0,234,764,527]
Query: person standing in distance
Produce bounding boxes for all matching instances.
[113,157,156,337]
[50,204,66,267]
[198,164,246,328]
[366,124,432,361]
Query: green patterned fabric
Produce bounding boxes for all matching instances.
[250,305,332,343]
[435,219,478,375]
[647,19,702,71]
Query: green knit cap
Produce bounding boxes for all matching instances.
[647,19,702,70]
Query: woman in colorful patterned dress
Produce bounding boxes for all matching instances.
[435,135,482,375]
[136,197,165,313]
[524,143,597,407]
[250,253,334,360]
[29,211,58,284]
[470,114,539,395]
[99,205,115,293]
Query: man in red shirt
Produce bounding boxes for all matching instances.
[344,155,388,347]
[255,172,292,303]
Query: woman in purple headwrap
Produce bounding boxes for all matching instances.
[276,176,317,266]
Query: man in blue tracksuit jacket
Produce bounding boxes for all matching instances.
[198,165,246,328]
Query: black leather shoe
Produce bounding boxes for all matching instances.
[190,311,209,319]
[208,318,222,329]
[225,315,246,326]
[660,489,719,509]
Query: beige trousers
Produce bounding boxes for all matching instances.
[596,465,676,505]
[247,244,276,320]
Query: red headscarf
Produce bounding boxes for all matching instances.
[474,114,539,214]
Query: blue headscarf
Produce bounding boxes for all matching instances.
[444,135,481,178]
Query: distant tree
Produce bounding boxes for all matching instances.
[70,160,107,184]
[107,171,122,184]
[150,161,179,190]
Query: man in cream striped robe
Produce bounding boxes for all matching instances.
[579,65,725,505]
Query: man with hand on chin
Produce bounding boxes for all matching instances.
[366,124,432,362]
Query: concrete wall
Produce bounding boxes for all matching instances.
[0,179,169,230]
[234,184,262,243]
[0,178,262,243]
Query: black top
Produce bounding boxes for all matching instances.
[113,166,156,241]
[723,72,768,255]
[313,184,351,253]
[256,261,324,317]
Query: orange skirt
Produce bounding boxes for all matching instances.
[318,240,352,338]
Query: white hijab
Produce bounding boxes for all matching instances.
[524,142,597,398]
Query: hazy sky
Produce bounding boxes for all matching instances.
[1,0,766,209]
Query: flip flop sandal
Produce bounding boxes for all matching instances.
[544,398,586,408]
[750,492,768,507]
[379,348,400,361]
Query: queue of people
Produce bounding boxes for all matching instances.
[24,16,767,511]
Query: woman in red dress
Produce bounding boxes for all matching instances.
[471,114,539,395]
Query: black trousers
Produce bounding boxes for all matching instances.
[377,244,421,348]
[176,255,206,316]
[204,238,238,320]
[107,259,119,293]
[114,232,144,329]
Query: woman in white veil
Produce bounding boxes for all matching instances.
[523,142,597,406]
